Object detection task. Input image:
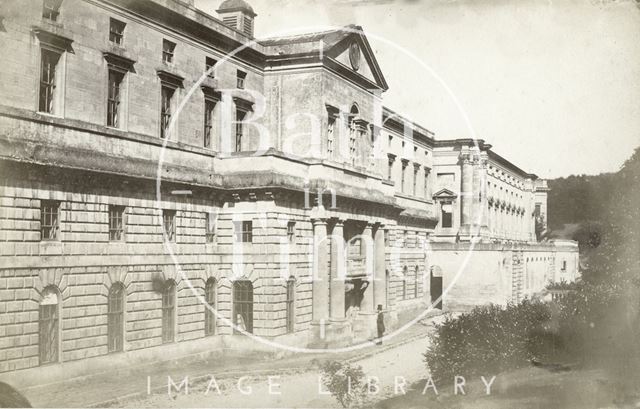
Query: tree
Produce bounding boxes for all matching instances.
[319,360,368,408]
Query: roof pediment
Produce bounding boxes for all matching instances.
[261,25,388,92]
[433,188,458,200]
[324,27,388,91]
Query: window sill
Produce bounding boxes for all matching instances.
[40,240,61,244]
[37,111,63,119]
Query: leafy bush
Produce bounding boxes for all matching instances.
[424,300,563,381]
[319,360,367,408]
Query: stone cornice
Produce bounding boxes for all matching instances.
[156,69,184,88]
[103,51,136,72]
[31,25,74,51]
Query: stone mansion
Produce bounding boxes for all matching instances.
[0,0,578,380]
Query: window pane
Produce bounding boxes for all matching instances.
[233,281,253,334]
[39,49,60,114]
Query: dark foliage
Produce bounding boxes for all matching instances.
[319,360,368,408]
[423,301,563,381]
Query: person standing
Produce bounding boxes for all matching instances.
[376,304,385,345]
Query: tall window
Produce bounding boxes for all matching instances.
[204,98,215,148]
[348,105,359,166]
[287,221,296,243]
[39,48,61,114]
[109,205,125,241]
[424,168,430,199]
[204,278,217,336]
[387,155,394,181]
[236,70,246,89]
[327,114,335,157]
[414,266,419,298]
[42,0,62,21]
[39,286,60,365]
[107,283,125,352]
[40,200,60,241]
[348,129,357,165]
[109,18,125,45]
[402,266,408,300]
[205,57,217,78]
[234,220,252,243]
[441,203,453,228]
[413,165,419,196]
[160,86,175,139]
[163,210,176,242]
[107,69,124,128]
[162,39,175,63]
[205,211,216,243]
[234,109,246,152]
[161,280,176,343]
[233,280,253,333]
[401,161,407,193]
[286,277,295,333]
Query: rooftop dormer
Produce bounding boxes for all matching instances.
[216,0,256,38]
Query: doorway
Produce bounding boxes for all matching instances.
[430,266,443,310]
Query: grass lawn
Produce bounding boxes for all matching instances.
[376,365,638,409]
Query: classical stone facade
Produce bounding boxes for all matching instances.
[0,0,578,380]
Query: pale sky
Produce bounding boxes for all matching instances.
[196,0,640,178]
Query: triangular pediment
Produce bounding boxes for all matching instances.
[261,25,388,92]
[433,188,458,199]
[324,27,388,92]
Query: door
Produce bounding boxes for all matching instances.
[430,267,443,310]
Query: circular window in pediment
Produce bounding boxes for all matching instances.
[349,42,361,72]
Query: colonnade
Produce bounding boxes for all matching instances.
[311,218,386,324]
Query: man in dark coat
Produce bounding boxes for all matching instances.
[376,304,385,345]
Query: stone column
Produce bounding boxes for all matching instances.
[330,220,345,319]
[360,223,374,312]
[373,224,386,309]
[480,160,489,235]
[472,157,481,231]
[312,218,329,322]
[459,153,473,236]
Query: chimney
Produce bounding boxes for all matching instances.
[216,0,257,38]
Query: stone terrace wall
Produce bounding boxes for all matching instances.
[428,242,579,311]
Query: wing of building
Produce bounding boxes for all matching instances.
[0,0,578,380]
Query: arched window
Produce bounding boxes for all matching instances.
[161,280,176,343]
[107,282,125,353]
[286,277,296,333]
[233,280,253,334]
[204,278,217,336]
[39,286,60,365]
[349,103,359,120]
[414,266,420,298]
[402,266,408,300]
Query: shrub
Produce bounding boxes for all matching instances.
[319,360,367,408]
[424,300,562,381]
